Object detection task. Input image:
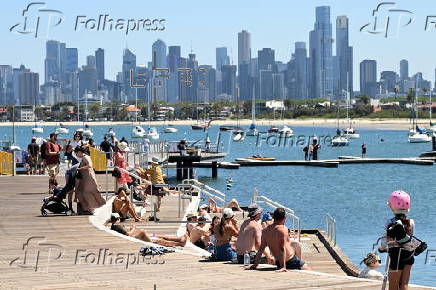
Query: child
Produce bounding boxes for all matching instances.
[358,253,383,280]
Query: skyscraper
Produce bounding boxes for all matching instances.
[380,71,397,93]
[400,59,409,80]
[152,39,168,102]
[294,42,308,99]
[18,71,39,105]
[259,69,273,100]
[238,61,252,101]
[45,40,61,83]
[86,55,96,67]
[122,48,136,101]
[0,65,13,105]
[272,73,285,99]
[221,65,237,99]
[360,60,377,97]
[238,30,251,67]
[95,48,105,83]
[258,48,275,71]
[336,16,353,96]
[78,65,97,98]
[216,47,230,95]
[309,6,334,99]
[167,46,181,103]
[65,48,78,73]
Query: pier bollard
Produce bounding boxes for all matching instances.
[212,161,218,178]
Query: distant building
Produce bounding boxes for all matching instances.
[380,71,397,93]
[360,60,378,97]
[259,69,273,99]
[15,105,35,121]
[18,71,39,105]
[221,65,237,99]
[238,30,251,68]
[95,48,105,83]
[78,65,97,98]
[272,73,285,99]
[122,48,136,101]
[216,47,230,95]
[167,46,181,103]
[152,39,168,102]
[0,65,13,105]
[336,16,353,96]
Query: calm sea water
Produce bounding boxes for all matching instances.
[1,123,435,287]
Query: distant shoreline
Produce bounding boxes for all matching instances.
[0,118,422,130]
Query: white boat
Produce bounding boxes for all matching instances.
[279,125,294,136]
[55,125,69,135]
[164,127,178,133]
[428,124,436,133]
[146,127,159,140]
[82,128,93,137]
[107,128,116,137]
[131,125,146,138]
[233,131,245,142]
[31,124,43,134]
[331,136,349,147]
[343,128,360,139]
[408,130,432,143]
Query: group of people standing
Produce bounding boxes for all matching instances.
[303,139,321,161]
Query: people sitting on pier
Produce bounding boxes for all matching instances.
[248,208,311,271]
[202,198,243,213]
[110,213,187,247]
[112,188,143,222]
[214,208,239,261]
[190,216,210,249]
[358,253,383,281]
[236,205,274,265]
[186,213,198,236]
[198,204,212,221]
[261,212,273,229]
[207,216,220,252]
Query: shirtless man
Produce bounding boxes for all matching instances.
[190,216,210,249]
[248,208,311,272]
[235,206,274,264]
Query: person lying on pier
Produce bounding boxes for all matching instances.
[197,204,212,221]
[203,198,243,213]
[247,208,311,272]
[112,188,143,222]
[110,213,187,247]
[358,253,383,281]
[236,206,274,265]
[214,208,239,261]
[190,216,210,249]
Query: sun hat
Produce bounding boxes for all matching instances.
[118,141,130,152]
[151,156,160,164]
[222,208,234,219]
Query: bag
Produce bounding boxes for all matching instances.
[40,142,48,160]
[111,168,121,178]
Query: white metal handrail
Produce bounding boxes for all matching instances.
[252,188,301,241]
[325,214,337,246]
[182,179,226,201]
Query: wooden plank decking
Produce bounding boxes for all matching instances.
[0,175,432,290]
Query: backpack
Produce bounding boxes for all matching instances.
[40,142,48,160]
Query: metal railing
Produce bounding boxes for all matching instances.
[325,214,337,246]
[251,188,301,241]
[182,179,226,205]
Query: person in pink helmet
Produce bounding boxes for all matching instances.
[382,190,415,290]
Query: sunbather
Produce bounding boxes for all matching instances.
[110,213,187,247]
[214,208,239,261]
[201,198,243,213]
[190,216,210,249]
[112,188,143,222]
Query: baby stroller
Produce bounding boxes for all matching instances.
[41,164,78,216]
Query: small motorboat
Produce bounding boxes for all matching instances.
[331,136,349,147]
[192,122,209,130]
[342,128,360,139]
[32,125,43,134]
[131,126,146,138]
[55,124,69,135]
[164,127,178,133]
[245,155,276,161]
[146,127,159,140]
[233,131,245,142]
[82,127,94,137]
[246,123,259,136]
[220,126,235,131]
[279,126,294,136]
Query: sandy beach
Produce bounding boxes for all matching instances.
[0,118,422,130]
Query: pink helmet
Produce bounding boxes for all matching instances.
[388,190,411,214]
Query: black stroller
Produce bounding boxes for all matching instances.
[41,164,78,216]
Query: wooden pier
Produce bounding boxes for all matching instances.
[0,176,432,290]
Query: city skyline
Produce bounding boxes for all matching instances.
[2,0,436,90]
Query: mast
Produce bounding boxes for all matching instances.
[430,84,433,123]
[251,84,256,124]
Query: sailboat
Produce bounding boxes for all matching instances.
[408,85,431,143]
[246,86,258,136]
[79,92,93,137]
[130,87,146,138]
[31,121,44,134]
[331,101,349,147]
[232,88,245,142]
[342,74,359,139]
[145,82,159,140]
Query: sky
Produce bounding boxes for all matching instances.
[1,0,436,90]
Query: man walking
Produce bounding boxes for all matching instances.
[45,133,63,181]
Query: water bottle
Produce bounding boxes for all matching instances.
[244,251,250,266]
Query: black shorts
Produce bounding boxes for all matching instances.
[276,255,305,270]
[236,251,267,264]
[193,239,206,249]
[388,247,415,270]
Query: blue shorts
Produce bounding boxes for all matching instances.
[276,255,305,270]
[215,243,237,261]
